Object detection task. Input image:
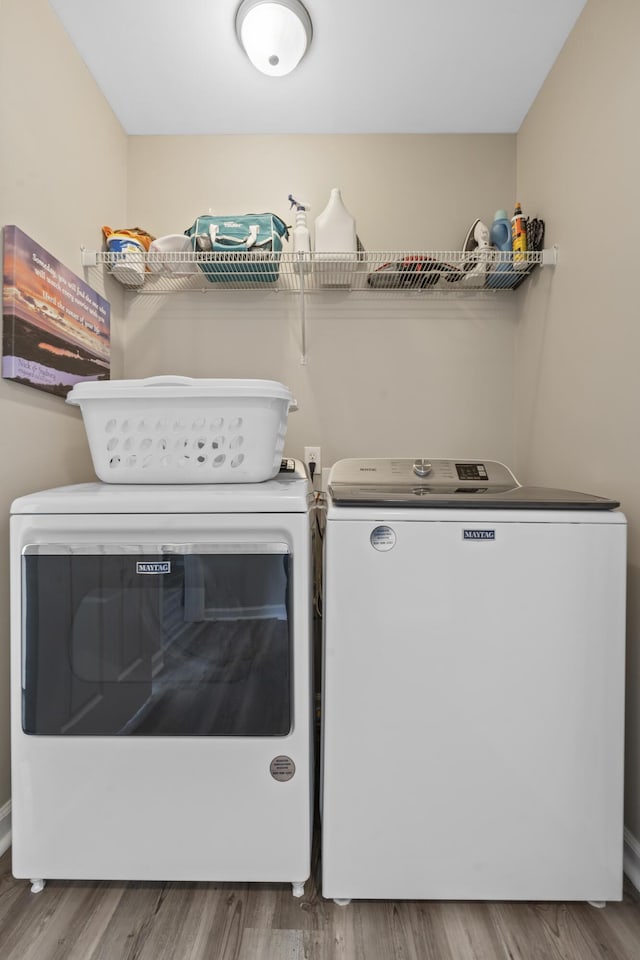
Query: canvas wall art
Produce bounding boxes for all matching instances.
[2,225,110,398]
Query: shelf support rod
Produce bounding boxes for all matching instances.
[297,255,308,364]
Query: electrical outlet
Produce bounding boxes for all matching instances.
[304,446,321,479]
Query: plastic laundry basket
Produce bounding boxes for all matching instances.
[66,376,297,483]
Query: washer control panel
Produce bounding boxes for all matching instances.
[330,458,517,488]
[327,458,520,505]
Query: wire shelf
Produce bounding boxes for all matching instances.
[82,248,555,295]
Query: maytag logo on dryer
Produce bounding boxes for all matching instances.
[136,561,172,574]
[463,529,496,541]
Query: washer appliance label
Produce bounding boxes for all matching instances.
[136,561,172,574]
[370,525,396,551]
[463,529,496,541]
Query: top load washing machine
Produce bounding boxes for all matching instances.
[321,458,626,904]
[11,460,313,896]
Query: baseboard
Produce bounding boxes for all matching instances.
[0,801,11,857]
[624,827,640,892]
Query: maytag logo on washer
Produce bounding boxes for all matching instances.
[136,561,172,574]
[463,529,496,541]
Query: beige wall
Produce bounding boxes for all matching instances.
[516,0,640,835]
[125,135,518,468]
[0,0,128,805]
[127,134,515,251]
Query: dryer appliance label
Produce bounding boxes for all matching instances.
[270,755,296,781]
[136,561,172,574]
[463,529,495,540]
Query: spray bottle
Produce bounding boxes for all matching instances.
[288,194,311,259]
[511,202,528,271]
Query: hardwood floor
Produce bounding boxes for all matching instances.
[1,842,639,960]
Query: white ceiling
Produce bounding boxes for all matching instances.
[49,0,587,136]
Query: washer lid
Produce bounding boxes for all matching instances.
[328,459,620,510]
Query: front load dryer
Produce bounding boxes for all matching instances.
[321,458,626,904]
[11,461,313,896]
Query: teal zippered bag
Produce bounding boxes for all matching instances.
[185,213,289,283]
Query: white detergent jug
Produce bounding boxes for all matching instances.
[314,188,358,286]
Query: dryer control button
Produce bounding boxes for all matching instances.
[412,459,432,477]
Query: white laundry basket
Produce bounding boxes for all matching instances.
[66,376,297,483]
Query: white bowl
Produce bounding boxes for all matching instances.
[148,234,198,274]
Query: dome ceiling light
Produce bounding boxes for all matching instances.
[235,0,313,77]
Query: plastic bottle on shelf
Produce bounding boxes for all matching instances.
[314,188,357,286]
[487,208,518,289]
[288,195,311,274]
[511,202,528,271]
[490,209,512,252]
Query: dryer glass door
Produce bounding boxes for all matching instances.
[21,542,292,737]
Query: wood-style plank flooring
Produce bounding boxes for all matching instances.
[1,842,640,960]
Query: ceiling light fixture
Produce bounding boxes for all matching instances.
[235,0,312,77]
